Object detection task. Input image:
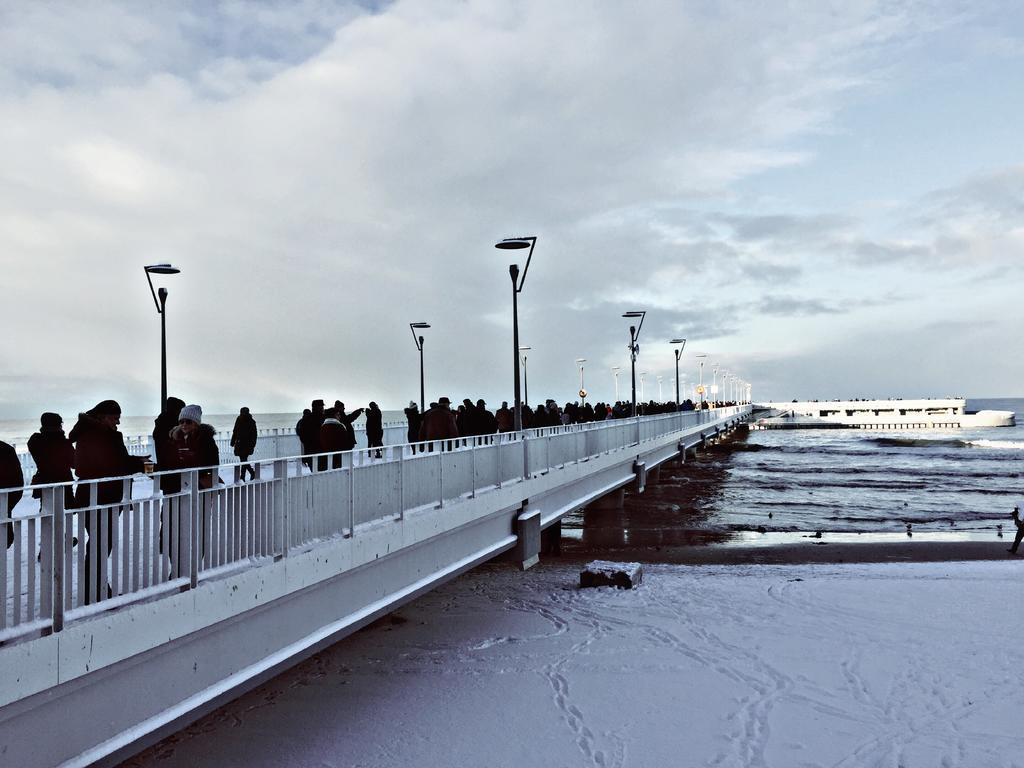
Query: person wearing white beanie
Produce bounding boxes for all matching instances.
[178,404,203,425]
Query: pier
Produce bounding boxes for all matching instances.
[0,405,749,768]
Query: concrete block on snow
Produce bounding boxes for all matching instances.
[580,560,643,589]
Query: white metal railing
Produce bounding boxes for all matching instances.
[0,407,747,641]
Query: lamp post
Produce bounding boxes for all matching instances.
[520,346,531,407]
[671,338,686,409]
[712,364,720,405]
[575,358,587,404]
[612,366,621,401]
[144,263,181,413]
[622,311,646,416]
[495,236,537,432]
[409,322,431,412]
[640,372,647,402]
[695,353,707,407]
[657,375,663,402]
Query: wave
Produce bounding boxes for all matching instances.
[967,439,1024,450]
[867,437,970,449]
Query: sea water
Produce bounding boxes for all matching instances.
[561,397,1024,541]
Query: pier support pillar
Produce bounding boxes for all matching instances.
[632,460,647,494]
[541,520,562,556]
[505,505,540,570]
[589,488,625,512]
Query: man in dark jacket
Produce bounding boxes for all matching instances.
[335,402,364,452]
[476,400,497,437]
[230,407,258,481]
[153,396,185,494]
[496,402,513,433]
[69,400,148,604]
[419,397,459,445]
[0,440,23,549]
[297,400,325,470]
[319,410,347,469]
[404,401,423,451]
[27,412,75,509]
[365,402,384,458]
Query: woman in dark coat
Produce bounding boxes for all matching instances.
[404,402,422,450]
[27,412,75,509]
[319,411,347,469]
[365,402,384,458]
[230,407,258,481]
[170,405,220,489]
[0,440,23,549]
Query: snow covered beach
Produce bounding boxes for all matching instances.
[124,558,1024,768]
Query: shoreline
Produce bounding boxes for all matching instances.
[559,531,1020,565]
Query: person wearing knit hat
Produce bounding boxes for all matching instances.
[178,404,202,425]
[171,405,219,490]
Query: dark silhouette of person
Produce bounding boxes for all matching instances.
[335,402,364,453]
[1009,506,1024,554]
[298,400,326,470]
[320,410,347,469]
[171,405,219,489]
[69,400,148,604]
[476,400,497,437]
[420,397,459,444]
[295,408,312,470]
[366,402,384,458]
[404,401,423,451]
[496,402,513,433]
[27,412,75,510]
[231,407,258,481]
[153,396,185,494]
[0,440,23,549]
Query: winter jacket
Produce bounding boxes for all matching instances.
[320,419,347,454]
[170,423,220,489]
[230,414,258,458]
[338,409,363,451]
[496,406,513,433]
[404,407,423,444]
[365,406,384,446]
[69,412,145,505]
[419,404,459,441]
[153,398,185,493]
[27,430,75,500]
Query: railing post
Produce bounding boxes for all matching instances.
[398,447,405,519]
[188,469,200,589]
[438,448,444,508]
[274,459,288,557]
[46,487,65,633]
[470,443,476,498]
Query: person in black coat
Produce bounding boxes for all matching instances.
[365,402,384,458]
[404,402,423,451]
[298,400,326,469]
[335,402,364,452]
[230,407,258,481]
[171,405,220,489]
[153,396,185,494]
[69,400,148,604]
[27,412,75,509]
[0,440,23,549]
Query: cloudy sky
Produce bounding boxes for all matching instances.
[1,0,1022,418]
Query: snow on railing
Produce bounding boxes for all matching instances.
[0,407,747,642]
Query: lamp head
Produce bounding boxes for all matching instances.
[495,237,534,250]
[622,311,644,318]
[671,338,685,345]
[144,263,180,275]
[410,322,431,329]
[519,346,531,351]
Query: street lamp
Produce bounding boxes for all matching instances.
[612,366,621,401]
[671,339,686,409]
[495,236,537,432]
[640,372,647,402]
[575,358,587,404]
[520,346,531,407]
[695,353,707,407]
[409,322,431,412]
[657,375,663,402]
[144,263,181,412]
[712,364,720,405]
[622,311,646,416]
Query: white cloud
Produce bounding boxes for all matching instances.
[0,0,1020,417]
